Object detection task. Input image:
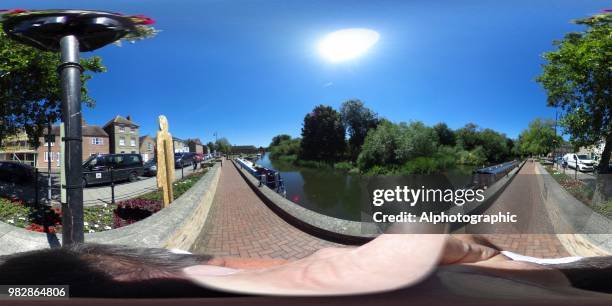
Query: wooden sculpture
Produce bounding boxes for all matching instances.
[156,115,175,207]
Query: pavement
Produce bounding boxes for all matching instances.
[190,159,337,260]
[473,161,570,257]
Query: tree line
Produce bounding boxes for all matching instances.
[268,100,544,175]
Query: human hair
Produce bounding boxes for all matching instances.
[0,243,238,298]
[549,256,612,294]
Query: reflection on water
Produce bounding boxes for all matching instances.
[257,154,475,221]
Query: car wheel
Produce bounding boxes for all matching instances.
[128,172,138,182]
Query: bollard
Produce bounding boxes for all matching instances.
[110,167,115,205]
[181,166,184,179]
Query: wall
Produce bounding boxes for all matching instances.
[0,163,221,255]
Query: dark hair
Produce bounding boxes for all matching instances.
[550,256,612,294]
[0,244,238,298]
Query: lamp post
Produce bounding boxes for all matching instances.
[2,9,152,245]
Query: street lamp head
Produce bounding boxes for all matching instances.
[1,9,153,52]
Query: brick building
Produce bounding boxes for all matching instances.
[36,124,109,169]
[139,135,156,162]
[187,138,204,154]
[103,115,140,154]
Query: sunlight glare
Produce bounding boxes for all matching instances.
[318,28,380,62]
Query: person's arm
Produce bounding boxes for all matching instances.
[184,234,447,296]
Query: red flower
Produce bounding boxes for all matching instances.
[131,14,156,25]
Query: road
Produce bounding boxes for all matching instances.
[0,164,206,207]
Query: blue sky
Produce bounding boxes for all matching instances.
[6,0,609,146]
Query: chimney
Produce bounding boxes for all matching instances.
[126,115,132,121]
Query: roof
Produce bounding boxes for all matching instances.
[139,135,154,142]
[103,115,139,128]
[43,125,108,137]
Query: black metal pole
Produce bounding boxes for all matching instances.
[47,121,52,203]
[59,35,84,245]
[110,167,115,205]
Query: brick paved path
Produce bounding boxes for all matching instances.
[190,161,337,259]
[474,162,570,257]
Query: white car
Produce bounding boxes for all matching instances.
[563,153,595,172]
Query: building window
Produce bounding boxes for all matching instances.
[147,143,153,151]
[119,125,125,133]
[119,136,125,146]
[91,137,103,145]
[130,127,135,134]
[130,138,136,147]
[44,152,55,162]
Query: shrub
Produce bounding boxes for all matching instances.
[433,146,457,170]
[457,147,487,166]
[269,138,301,160]
[401,157,441,174]
[333,161,353,171]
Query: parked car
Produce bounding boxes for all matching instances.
[174,152,195,168]
[0,161,35,185]
[194,153,204,163]
[562,153,595,172]
[82,154,144,186]
[143,158,157,176]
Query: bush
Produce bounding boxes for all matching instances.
[269,138,301,160]
[333,161,353,171]
[365,165,394,176]
[457,147,487,166]
[433,146,457,170]
[401,157,441,174]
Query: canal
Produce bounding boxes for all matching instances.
[256,154,476,221]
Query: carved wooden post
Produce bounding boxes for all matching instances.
[156,115,175,207]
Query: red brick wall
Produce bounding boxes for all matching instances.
[36,135,109,169]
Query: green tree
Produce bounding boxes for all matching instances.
[357,120,402,171]
[516,118,562,157]
[269,137,301,160]
[0,19,157,149]
[214,138,232,153]
[0,30,105,148]
[455,123,481,151]
[479,128,510,163]
[270,134,292,147]
[300,105,346,162]
[536,12,611,173]
[433,122,456,147]
[339,100,379,161]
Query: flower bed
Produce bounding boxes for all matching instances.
[0,168,208,233]
[543,165,612,218]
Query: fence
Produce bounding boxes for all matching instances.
[0,160,212,208]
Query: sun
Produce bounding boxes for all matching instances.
[317,28,380,62]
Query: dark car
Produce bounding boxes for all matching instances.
[0,161,36,185]
[174,152,195,168]
[143,159,157,176]
[82,154,144,187]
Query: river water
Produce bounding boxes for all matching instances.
[257,154,475,221]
